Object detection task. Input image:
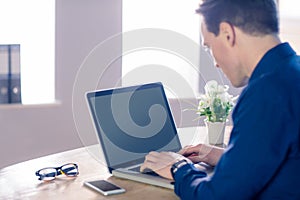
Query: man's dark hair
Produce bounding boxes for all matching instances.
[196,0,279,36]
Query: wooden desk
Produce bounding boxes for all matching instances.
[0,126,231,200]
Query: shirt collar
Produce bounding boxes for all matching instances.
[249,42,296,83]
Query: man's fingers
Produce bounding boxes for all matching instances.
[140,160,169,172]
[141,151,164,172]
[146,151,161,159]
[144,151,161,162]
[188,156,203,163]
[181,147,200,157]
[140,161,154,172]
[141,151,179,172]
[178,145,188,152]
[178,145,193,154]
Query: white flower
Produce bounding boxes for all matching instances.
[198,80,238,122]
[198,94,210,108]
[204,80,218,96]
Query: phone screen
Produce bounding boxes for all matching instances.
[89,180,121,191]
[84,180,126,195]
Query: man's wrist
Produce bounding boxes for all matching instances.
[171,159,189,178]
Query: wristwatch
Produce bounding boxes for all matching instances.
[171,159,189,178]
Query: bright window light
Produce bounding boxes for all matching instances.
[279,0,300,18]
[122,0,200,97]
[279,0,300,53]
[0,0,55,104]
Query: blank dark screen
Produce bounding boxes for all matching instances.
[89,180,121,191]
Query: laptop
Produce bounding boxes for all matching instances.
[86,82,211,189]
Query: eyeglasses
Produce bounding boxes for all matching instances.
[35,163,79,181]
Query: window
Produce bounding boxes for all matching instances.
[279,0,300,52]
[0,0,55,104]
[279,0,300,18]
[122,0,201,98]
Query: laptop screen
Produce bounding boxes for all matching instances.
[86,82,182,172]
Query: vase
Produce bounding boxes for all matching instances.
[204,120,226,145]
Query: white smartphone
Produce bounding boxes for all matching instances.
[84,180,126,196]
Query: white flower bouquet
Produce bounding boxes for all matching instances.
[197,80,238,123]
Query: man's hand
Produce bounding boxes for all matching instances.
[140,144,224,180]
[179,143,224,166]
[140,151,190,180]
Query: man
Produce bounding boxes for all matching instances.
[141,0,300,199]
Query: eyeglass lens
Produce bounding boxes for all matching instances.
[61,163,78,177]
[38,168,57,181]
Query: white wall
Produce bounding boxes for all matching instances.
[0,0,243,169]
[0,0,122,168]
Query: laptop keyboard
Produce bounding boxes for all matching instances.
[129,166,141,172]
[129,166,160,176]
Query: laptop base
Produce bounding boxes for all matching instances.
[112,168,174,189]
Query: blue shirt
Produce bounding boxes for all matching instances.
[174,43,300,199]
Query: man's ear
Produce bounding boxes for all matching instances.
[219,22,236,46]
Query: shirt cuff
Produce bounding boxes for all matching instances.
[173,163,208,197]
[173,163,207,183]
